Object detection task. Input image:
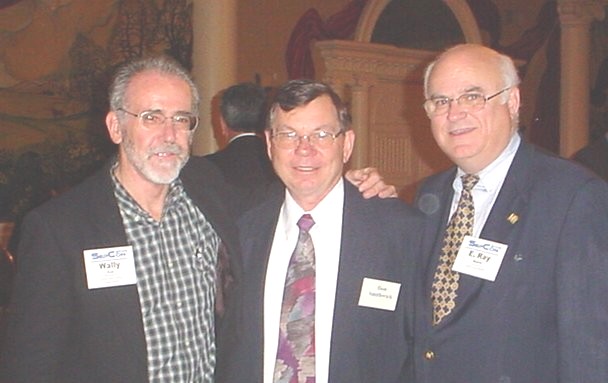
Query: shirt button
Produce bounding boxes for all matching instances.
[425,350,435,360]
[176,301,182,308]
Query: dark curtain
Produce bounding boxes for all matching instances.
[285,0,368,79]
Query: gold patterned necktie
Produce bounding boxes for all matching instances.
[431,174,479,325]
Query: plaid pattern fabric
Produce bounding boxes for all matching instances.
[431,174,479,325]
[113,172,219,382]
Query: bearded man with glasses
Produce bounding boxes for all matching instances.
[414,43,608,383]
[0,55,245,383]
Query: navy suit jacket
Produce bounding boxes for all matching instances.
[414,140,608,383]
[0,156,241,383]
[216,180,423,383]
[572,135,608,181]
[205,135,278,212]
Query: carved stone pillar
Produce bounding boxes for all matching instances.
[316,40,450,200]
[558,0,605,157]
[350,79,372,169]
[191,0,237,155]
[322,76,371,168]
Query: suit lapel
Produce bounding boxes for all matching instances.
[238,185,284,381]
[81,163,149,371]
[418,169,457,329]
[328,182,365,378]
[479,142,531,242]
[442,142,533,324]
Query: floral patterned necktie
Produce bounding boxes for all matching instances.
[274,214,316,383]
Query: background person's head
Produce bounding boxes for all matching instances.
[423,44,521,174]
[106,56,199,186]
[220,82,267,136]
[265,79,355,210]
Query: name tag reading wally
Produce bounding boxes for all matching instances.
[452,236,508,282]
[83,246,137,289]
[358,277,401,311]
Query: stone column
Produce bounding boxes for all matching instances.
[557,0,605,157]
[350,79,371,169]
[191,0,238,155]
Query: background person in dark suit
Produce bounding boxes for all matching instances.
[572,130,608,181]
[414,44,608,383]
[205,82,278,211]
[0,56,240,383]
[216,79,423,383]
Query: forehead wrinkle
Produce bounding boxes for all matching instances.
[139,107,194,115]
[463,85,484,93]
[430,85,484,99]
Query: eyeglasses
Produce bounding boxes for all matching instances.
[423,87,511,117]
[271,129,345,149]
[118,108,199,131]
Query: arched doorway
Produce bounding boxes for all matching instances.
[316,0,483,201]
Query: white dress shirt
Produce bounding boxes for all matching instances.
[449,133,521,236]
[228,132,257,143]
[263,179,345,383]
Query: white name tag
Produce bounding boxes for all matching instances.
[452,235,508,281]
[358,277,401,311]
[83,246,137,289]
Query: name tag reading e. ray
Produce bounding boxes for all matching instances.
[83,245,137,289]
[358,277,401,311]
[452,235,508,281]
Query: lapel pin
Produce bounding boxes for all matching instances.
[507,213,519,224]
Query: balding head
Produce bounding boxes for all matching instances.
[422,44,522,174]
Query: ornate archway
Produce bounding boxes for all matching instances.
[316,0,483,200]
[354,0,482,43]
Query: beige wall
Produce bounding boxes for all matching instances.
[235,0,550,87]
[236,0,351,86]
[494,0,546,46]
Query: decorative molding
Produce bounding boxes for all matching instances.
[317,40,436,80]
[370,132,415,175]
[354,0,391,41]
[558,0,606,26]
[316,38,451,183]
[442,0,483,43]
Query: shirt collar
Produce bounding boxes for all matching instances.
[281,178,345,234]
[110,162,184,221]
[454,132,521,193]
[228,132,257,144]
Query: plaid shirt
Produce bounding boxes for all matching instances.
[112,171,219,382]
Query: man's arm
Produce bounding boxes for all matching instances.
[345,167,398,199]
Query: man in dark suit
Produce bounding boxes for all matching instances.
[0,56,240,382]
[205,82,278,211]
[414,44,608,382]
[572,130,608,180]
[216,79,423,383]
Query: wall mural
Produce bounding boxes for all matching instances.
[0,0,193,224]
